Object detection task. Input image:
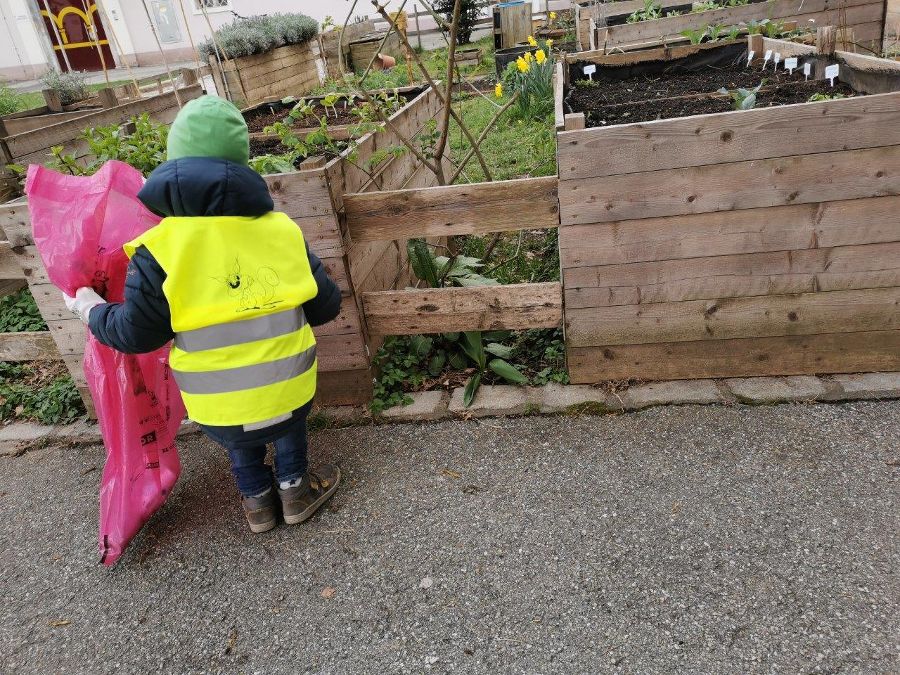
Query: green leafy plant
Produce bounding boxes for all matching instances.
[46,113,168,177]
[681,27,708,44]
[627,0,662,23]
[705,23,726,41]
[0,363,84,424]
[743,18,769,35]
[0,290,46,333]
[808,92,847,102]
[666,9,684,16]
[39,69,90,105]
[763,19,789,38]
[726,25,742,40]
[691,0,720,13]
[197,13,318,61]
[718,80,766,110]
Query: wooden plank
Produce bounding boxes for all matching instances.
[317,333,369,372]
[316,367,372,406]
[559,196,900,268]
[564,241,900,307]
[569,40,730,66]
[0,243,23,279]
[564,113,585,131]
[4,86,203,160]
[346,176,559,242]
[363,282,563,336]
[596,0,878,46]
[566,287,900,347]
[554,62,565,131]
[313,298,364,338]
[0,331,58,361]
[265,170,335,219]
[568,330,900,382]
[558,92,900,181]
[559,145,900,226]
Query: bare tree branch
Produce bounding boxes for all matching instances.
[449,92,518,183]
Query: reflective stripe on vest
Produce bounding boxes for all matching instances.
[173,344,316,395]
[174,305,307,353]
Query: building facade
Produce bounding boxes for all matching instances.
[0,0,339,82]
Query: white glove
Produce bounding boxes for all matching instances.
[63,287,105,324]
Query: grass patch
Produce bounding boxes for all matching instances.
[0,362,85,424]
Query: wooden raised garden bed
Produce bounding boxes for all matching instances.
[589,0,885,53]
[554,36,900,382]
[0,84,445,412]
[209,41,326,107]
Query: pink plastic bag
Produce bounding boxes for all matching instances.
[27,161,186,566]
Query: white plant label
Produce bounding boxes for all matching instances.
[763,49,772,68]
[747,50,755,65]
[825,64,839,87]
[803,62,812,80]
[785,57,798,74]
[583,64,597,80]
[774,52,782,69]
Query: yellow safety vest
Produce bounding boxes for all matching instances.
[125,212,319,427]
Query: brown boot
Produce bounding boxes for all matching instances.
[278,465,341,525]
[241,488,277,533]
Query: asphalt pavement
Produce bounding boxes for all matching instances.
[1,401,898,673]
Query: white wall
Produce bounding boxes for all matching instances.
[0,0,54,80]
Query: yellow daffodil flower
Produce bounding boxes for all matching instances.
[495,82,503,98]
[546,38,554,48]
[535,49,546,64]
[527,35,538,47]
[516,56,530,72]
[549,11,557,19]
[524,51,533,63]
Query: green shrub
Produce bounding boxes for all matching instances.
[433,0,490,44]
[0,290,47,333]
[198,13,318,61]
[39,70,90,105]
[0,83,21,116]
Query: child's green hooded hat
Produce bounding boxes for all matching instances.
[166,95,249,166]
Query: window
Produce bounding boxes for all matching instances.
[194,0,232,12]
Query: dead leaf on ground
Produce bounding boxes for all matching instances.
[441,468,461,479]
[48,620,70,627]
[321,586,336,599]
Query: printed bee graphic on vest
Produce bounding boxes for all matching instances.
[215,258,282,312]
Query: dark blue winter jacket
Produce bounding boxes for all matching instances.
[88,157,341,448]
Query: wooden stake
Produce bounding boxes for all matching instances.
[78,0,109,85]
[140,0,182,106]
[198,2,249,104]
[414,4,423,50]
[95,0,141,98]
[39,0,73,73]
[175,0,203,71]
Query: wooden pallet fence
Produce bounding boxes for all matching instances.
[592,0,885,53]
[556,37,900,383]
[210,42,326,107]
[343,176,562,338]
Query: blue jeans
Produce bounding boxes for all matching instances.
[227,422,309,497]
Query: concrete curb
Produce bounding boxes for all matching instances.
[2,372,899,456]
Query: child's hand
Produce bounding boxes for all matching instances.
[63,287,106,324]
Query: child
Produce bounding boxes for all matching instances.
[64,96,342,533]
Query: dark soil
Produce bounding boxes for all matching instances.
[248,136,291,157]
[245,101,365,132]
[568,62,811,109]
[582,80,857,127]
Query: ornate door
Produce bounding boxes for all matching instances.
[36,1,116,72]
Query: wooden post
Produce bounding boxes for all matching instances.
[748,33,764,63]
[42,89,63,112]
[817,25,837,55]
[78,0,110,85]
[564,112,585,130]
[97,87,118,108]
[414,5,423,50]
[95,0,142,98]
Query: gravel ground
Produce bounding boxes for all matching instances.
[1,401,898,674]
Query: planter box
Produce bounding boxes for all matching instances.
[318,20,378,80]
[0,84,444,411]
[591,0,885,53]
[209,42,326,107]
[555,38,900,383]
